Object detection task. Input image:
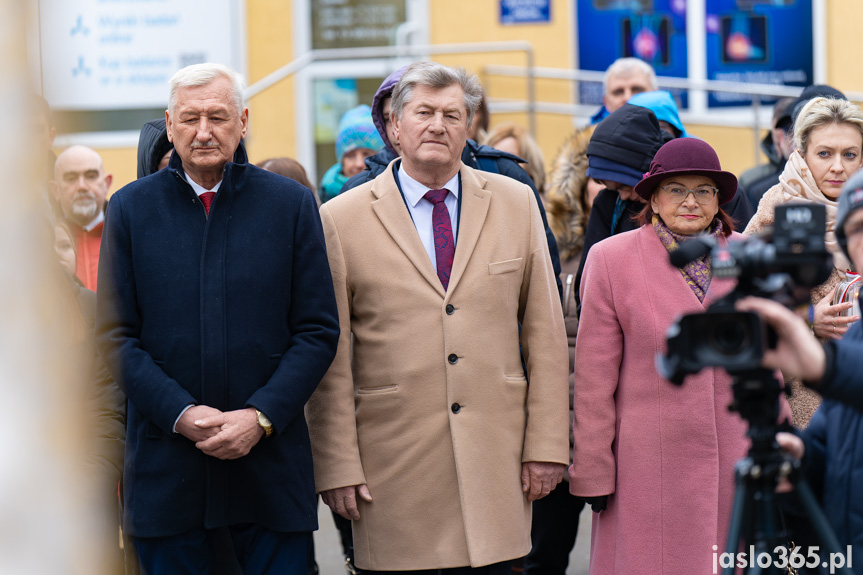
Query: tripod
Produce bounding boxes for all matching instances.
[722,368,853,575]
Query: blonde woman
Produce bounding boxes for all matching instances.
[484,122,546,196]
[745,96,863,426]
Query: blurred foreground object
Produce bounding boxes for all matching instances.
[1,2,105,573]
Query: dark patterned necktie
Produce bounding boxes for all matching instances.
[423,189,455,290]
[200,191,216,215]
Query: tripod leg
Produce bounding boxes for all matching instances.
[724,469,751,575]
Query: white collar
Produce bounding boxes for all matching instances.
[82,210,104,232]
[398,164,459,207]
[184,172,223,196]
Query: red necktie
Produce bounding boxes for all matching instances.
[200,191,216,215]
[423,189,455,290]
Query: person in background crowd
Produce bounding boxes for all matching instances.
[258,156,320,208]
[136,118,174,179]
[589,57,658,124]
[51,218,127,574]
[54,219,78,278]
[738,97,795,209]
[627,91,754,229]
[741,169,863,565]
[307,61,569,574]
[50,145,112,291]
[572,104,669,314]
[572,138,788,575]
[483,122,546,198]
[789,84,848,131]
[96,63,340,574]
[627,90,689,138]
[744,97,863,428]
[319,105,385,203]
[345,65,563,299]
[468,94,490,143]
[523,122,598,575]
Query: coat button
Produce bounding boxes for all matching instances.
[451,403,461,414]
[448,353,458,364]
[446,304,454,315]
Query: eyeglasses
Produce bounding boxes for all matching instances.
[660,184,718,205]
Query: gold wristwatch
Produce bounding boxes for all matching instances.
[256,409,274,438]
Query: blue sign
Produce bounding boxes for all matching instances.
[706,0,812,108]
[500,0,550,25]
[577,0,689,108]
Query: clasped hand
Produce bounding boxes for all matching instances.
[176,405,264,460]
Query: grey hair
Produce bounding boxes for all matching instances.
[603,57,658,94]
[168,63,245,115]
[390,62,484,128]
[794,97,863,153]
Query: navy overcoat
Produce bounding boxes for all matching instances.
[96,147,339,537]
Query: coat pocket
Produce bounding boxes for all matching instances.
[356,384,399,395]
[488,258,523,275]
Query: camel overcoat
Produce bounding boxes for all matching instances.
[306,160,570,571]
[570,225,750,575]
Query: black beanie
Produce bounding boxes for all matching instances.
[586,104,666,175]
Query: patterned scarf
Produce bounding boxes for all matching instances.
[652,215,723,303]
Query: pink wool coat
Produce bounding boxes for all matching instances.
[570,225,751,575]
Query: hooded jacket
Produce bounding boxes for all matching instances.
[136,119,174,179]
[738,130,785,209]
[372,66,409,157]
[545,124,596,263]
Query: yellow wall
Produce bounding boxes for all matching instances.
[244,0,296,165]
[430,0,576,180]
[84,0,863,193]
[826,0,863,93]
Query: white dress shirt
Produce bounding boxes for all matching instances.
[184,172,223,196]
[398,164,459,273]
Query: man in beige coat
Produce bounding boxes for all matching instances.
[306,62,570,573]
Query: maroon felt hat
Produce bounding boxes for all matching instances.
[633,138,738,204]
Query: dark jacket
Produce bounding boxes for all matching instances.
[136,118,174,179]
[739,131,785,210]
[96,146,340,537]
[800,319,863,562]
[343,141,564,299]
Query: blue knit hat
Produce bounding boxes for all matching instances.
[336,105,385,161]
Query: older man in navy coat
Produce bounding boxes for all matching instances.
[96,63,339,574]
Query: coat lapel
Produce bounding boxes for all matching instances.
[371,163,446,297]
[639,225,738,309]
[446,165,491,299]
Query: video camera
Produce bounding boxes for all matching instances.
[657,203,833,384]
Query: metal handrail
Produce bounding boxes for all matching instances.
[483,64,863,164]
[244,42,538,134]
[484,64,813,99]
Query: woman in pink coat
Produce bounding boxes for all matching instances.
[570,138,752,574]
